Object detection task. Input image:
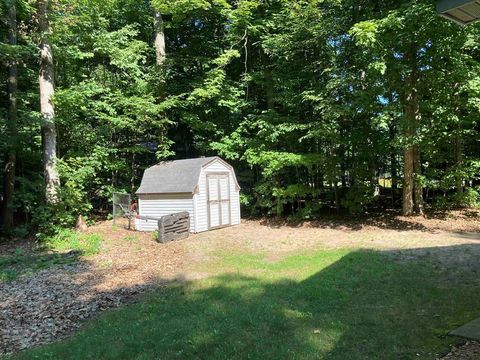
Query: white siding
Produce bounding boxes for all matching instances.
[194,159,241,232]
[135,194,194,232]
[195,168,209,232]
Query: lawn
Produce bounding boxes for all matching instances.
[10,244,480,359]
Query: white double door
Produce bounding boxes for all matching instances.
[207,174,231,229]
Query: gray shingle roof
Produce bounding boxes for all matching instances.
[136,157,219,195]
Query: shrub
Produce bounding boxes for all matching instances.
[454,188,480,208]
[342,185,376,214]
[433,188,480,210]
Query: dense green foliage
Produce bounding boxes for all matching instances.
[10,248,480,359]
[1,0,480,233]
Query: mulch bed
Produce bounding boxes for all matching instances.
[259,209,480,233]
[440,341,480,359]
[0,222,186,355]
[0,263,149,354]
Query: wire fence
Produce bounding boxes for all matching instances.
[112,192,132,227]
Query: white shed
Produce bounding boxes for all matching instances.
[135,156,241,233]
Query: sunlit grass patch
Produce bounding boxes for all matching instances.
[47,229,102,256]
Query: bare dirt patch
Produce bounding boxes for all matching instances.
[188,210,480,268]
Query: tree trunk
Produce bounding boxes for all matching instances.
[402,45,420,216]
[402,147,414,215]
[153,8,168,155]
[329,143,340,213]
[389,120,398,190]
[154,11,166,67]
[454,131,463,195]
[264,66,274,110]
[38,0,60,204]
[2,1,18,231]
[413,145,424,215]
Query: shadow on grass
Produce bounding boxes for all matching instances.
[0,250,83,282]
[11,244,480,360]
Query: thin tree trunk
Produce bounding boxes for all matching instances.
[264,66,274,110]
[340,129,347,188]
[454,131,463,195]
[329,143,340,213]
[403,147,414,215]
[2,1,18,230]
[390,123,398,207]
[413,145,424,214]
[38,0,60,204]
[389,118,398,190]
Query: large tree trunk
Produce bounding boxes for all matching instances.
[2,1,18,230]
[38,0,60,204]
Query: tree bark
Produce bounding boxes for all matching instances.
[153,8,168,156]
[413,145,424,214]
[454,131,463,195]
[154,11,166,67]
[38,0,60,204]
[2,1,18,230]
[402,45,420,216]
[329,143,340,213]
[264,66,274,110]
[388,111,398,190]
[402,147,414,215]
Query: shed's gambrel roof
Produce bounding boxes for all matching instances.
[136,156,239,195]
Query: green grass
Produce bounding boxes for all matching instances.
[1,230,102,282]
[10,247,480,359]
[47,229,102,256]
[122,234,139,242]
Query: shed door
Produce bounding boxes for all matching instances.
[207,173,230,229]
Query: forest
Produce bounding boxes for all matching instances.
[1,0,480,237]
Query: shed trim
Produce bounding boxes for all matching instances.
[200,157,241,191]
